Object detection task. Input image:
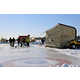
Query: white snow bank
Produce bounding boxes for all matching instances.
[46,47,80,58]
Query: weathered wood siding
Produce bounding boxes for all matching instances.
[46,24,76,48]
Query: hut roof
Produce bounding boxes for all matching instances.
[46,23,77,33]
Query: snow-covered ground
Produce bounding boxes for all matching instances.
[0,44,80,67]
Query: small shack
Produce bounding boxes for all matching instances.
[45,23,77,48]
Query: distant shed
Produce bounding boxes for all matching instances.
[45,23,77,48]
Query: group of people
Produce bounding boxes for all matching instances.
[9,35,30,48]
[9,35,45,48]
[17,35,30,47]
[9,37,15,47]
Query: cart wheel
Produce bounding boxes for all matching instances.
[72,44,76,49]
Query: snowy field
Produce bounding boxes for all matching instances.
[0,44,80,67]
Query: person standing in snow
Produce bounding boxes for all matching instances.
[22,38,26,47]
[20,38,25,47]
[12,37,15,47]
[9,37,12,47]
[41,38,45,45]
[26,35,30,47]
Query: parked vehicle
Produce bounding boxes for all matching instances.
[68,40,80,49]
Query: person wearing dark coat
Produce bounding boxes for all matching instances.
[20,38,26,47]
[12,37,15,47]
[41,38,45,45]
[9,37,12,47]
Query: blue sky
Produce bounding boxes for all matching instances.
[0,14,80,39]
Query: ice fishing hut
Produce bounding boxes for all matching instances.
[45,23,77,48]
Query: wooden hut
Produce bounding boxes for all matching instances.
[45,23,77,48]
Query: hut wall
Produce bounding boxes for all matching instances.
[46,25,76,48]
